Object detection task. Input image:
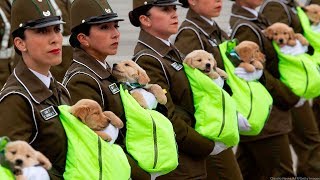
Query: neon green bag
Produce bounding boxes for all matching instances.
[119,85,178,175]
[0,137,14,180]
[272,41,320,99]
[58,105,131,180]
[0,166,14,180]
[219,41,273,136]
[183,64,239,147]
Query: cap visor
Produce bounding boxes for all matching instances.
[155,2,182,6]
[87,17,124,24]
[28,20,65,29]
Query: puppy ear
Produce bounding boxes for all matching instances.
[262,27,273,39]
[288,28,297,46]
[235,46,252,62]
[35,151,52,170]
[70,105,90,121]
[137,67,150,85]
[183,56,195,68]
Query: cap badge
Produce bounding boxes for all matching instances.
[105,8,111,13]
[144,1,147,5]
[38,0,42,2]
[82,20,85,23]
[43,10,51,16]
[19,23,23,28]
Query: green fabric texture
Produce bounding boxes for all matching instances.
[272,41,320,99]
[219,41,273,136]
[119,85,178,174]
[0,166,14,180]
[58,105,131,180]
[183,64,239,147]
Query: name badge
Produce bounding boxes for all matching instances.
[109,83,120,94]
[171,62,183,71]
[40,106,58,121]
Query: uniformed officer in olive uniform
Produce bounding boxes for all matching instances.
[0,0,14,89]
[0,0,70,179]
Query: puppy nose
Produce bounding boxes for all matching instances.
[205,63,211,68]
[15,159,23,166]
[279,39,284,43]
[113,63,118,68]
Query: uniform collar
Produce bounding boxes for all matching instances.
[231,3,258,21]
[13,61,53,104]
[73,48,112,79]
[29,69,52,88]
[137,29,172,57]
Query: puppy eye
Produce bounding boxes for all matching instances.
[11,151,16,155]
[284,32,287,35]
[274,33,278,36]
[197,59,201,62]
[125,63,129,66]
[26,154,30,158]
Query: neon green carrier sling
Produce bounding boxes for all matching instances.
[272,41,320,99]
[183,64,239,147]
[0,137,14,180]
[297,7,320,65]
[219,41,273,136]
[58,105,131,180]
[0,166,14,180]
[119,85,178,175]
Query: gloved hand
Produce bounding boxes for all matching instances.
[23,166,50,180]
[210,141,227,155]
[238,112,251,132]
[294,97,306,108]
[234,67,263,81]
[150,172,163,180]
[213,76,225,88]
[104,124,119,145]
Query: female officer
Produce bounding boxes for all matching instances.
[0,0,70,179]
[260,0,320,177]
[62,0,150,179]
[229,0,299,178]
[128,0,228,179]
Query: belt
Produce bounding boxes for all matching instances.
[63,35,71,46]
[0,47,13,59]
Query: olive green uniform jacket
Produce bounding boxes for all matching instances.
[0,60,71,180]
[230,3,299,141]
[62,48,150,180]
[134,29,214,179]
[0,0,14,89]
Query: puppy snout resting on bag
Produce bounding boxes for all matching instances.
[112,60,167,109]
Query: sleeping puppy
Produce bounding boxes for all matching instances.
[69,99,124,142]
[183,50,228,79]
[112,60,167,109]
[263,22,309,47]
[5,141,52,180]
[235,41,265,73]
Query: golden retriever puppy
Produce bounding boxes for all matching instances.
[235,41,265,73]
[263,22,309,47]
[112,60,167,109]
[303,4,320,26]
[183,50,228,79]
[5,140,51,179]
[69,99,124,141]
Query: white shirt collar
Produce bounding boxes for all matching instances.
[96,58,110,69]
[155,36,171,47]
[200,16,214,26]
[29,69,52,88]
[242,6,258,17]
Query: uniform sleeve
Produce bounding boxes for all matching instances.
[174,29,203,55]
[0,94,34,142]
[260,2,291,25]
[136,55,214,158]
[65,74,103,105]
[233,26,300,110]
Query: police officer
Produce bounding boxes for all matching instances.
[0,0,14,89]
[63,0,151,179]
[260,0,320,177]
[0,0,70,179]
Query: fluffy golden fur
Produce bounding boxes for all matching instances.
[235,41,265,73]
[112,60,167,109]
[183,50,228,79]
[263,22,309,47]
[303,4,320,26]
[5,140,51,180]
[69,99,123,141]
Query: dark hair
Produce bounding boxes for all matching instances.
[128,5,153,27]
[179,0,189,8]
[69,23,91,48]
[12,28,26,55]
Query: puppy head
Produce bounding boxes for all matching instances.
[183,50,217,75]
[70,99,110,131]
[263,22,296,47]
[112,60,150,85]
[304,4,320,25]
[5,141,52,170]
[235,41,265,63]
